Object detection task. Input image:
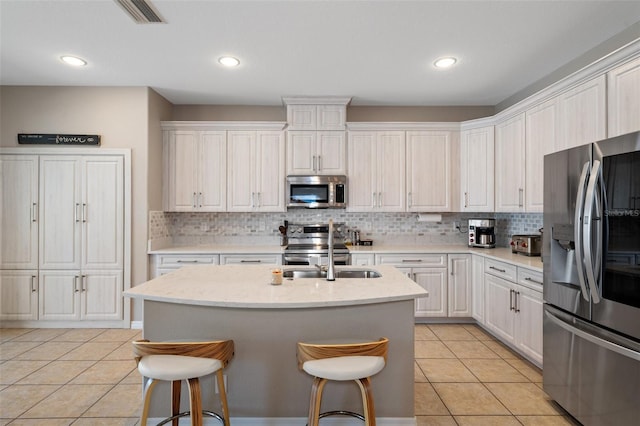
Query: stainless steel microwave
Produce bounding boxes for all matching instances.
[286,175,347,209]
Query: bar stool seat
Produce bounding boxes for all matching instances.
[133,339,234,426]
[297,338,389,426]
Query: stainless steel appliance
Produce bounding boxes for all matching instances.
[468,218,496,248]
[543,131,640,426]
[283,223,350,265]
[510,234,542,256]
[286,175,346,209]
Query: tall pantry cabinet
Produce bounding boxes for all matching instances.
[0,149,130,327]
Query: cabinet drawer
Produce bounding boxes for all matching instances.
[375,254,446,267]
[517,267,543,290]
[484,258,517,281]
[220,254,282,265]
[157,254,219,268]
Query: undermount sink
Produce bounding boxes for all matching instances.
[282,269,381,279]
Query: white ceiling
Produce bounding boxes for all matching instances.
[1,0,639,106]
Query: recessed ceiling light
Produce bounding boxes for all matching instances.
[218,56,240,67]
[434,57,457,69]
[60,55,87,67]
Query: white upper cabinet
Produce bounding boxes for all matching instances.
[525,98,558,212]
[228,131,285,212]
[286,103,348,130]
[495,114,526,212]
[406,131,456,212]
[347,131,405,212]
[286,131,346,175]
[607,55,640,137]
[164,130,227,212]
[0,155,39,269]
[460,126,494,212]
[557,75,606,150]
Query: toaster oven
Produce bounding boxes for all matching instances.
[510,234,542,256]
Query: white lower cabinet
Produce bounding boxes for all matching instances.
[151,254,219,278]
[39,270,122,321]
[350,253,375,266]
[375,253,470,319]
[471,255,485,323]
[483,260,543,365]
[220,254,281,265]
[0,270,38,320]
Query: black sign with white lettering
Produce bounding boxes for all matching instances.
[18,134,101,145]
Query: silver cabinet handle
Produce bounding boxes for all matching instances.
[176,259,199,263]
[192,192,197,208]
[524,277,543,285]
[490,266,506,273]
[240,260,262,263]
[74,275,80,293]
[518,188,524,207]
[31,203,38,222]
[402,259,423,263]
[509,289,514,311]
[31,275,37,292]
[198,192,202,208]
[75,203,81,223]
[82,275,87,292]
[82,203,87,223]
[515,291,521,313]
[312,155,317,172]
[251,192,255,208]
[318,155,322,171]
[450,259,455,276]
[464,192,468,208]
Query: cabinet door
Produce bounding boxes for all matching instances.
[39,270,80,320]
[350,253,375,266]
[0,155,39,269]
[167,131,199,211]
[526,98,558,212]
[495,114,526,212]
[255,131,285,212]
[471,255,485,323]
[199,131,227,211]
[413,267,447,317]
[286,131,316,174]
[316,131,346,174]
[448,254,471,317]
[317,105,346,130]
[82,156,124,270]
[227,131,256,211]
[460,127,494,212]
[558,75,606,150]
[220,254,281,265]
[608,56,640,137]
[407,131,452,211]
[82,270,123,320]
[287,105,316,130]
[376,132,406,211]
[347,132,377,212]
[484,274,516,344]
[0,270,38,320]
[514,286,543,365]
[39,156,81,269]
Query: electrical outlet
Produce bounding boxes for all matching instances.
[453,221,460,230]
[214,374,227,394]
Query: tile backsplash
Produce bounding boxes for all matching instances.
[149,210,542,247]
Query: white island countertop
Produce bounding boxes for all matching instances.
[124,264,427,309]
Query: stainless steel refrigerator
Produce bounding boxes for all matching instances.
[543,131,640,425]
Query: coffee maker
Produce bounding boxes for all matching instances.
[468,218,496,248]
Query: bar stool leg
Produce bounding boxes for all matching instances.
[141,378,159,425]
[187,377,203,426]
[356,377,376,426]
[171,380,181,426]
[215,370,231,425]
[307,377,328,426]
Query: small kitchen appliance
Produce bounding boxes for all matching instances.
[468,218,496,248]
[510,234,542,256]
[286,175,346,209]
[283,223,350,265]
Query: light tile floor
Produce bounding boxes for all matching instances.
[0,324,579,425]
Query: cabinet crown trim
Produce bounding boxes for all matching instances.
[347,122,460,131]
[161,121,287,130]
[282,96,352,106]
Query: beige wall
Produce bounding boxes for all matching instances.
[171,103,493,122]
[0,85,164,323]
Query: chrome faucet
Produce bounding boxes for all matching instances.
[326,219,336,281]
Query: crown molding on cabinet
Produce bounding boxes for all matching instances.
[160,121,287,131]
[282,96,352,106]
[346,122,460,131]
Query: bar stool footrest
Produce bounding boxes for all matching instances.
[156,410,225,425]
[318,410,365,421]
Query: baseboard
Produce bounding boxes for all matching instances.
[130,320,143,329]
[145,417,417,425]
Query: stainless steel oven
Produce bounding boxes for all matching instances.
[283,223,350,265]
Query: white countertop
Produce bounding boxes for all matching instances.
[124,265,428,308]
[149,244,543,272]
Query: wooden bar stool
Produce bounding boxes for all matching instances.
[132,339,234,426]
[296,338,389,426]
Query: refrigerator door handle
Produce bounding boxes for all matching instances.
[545,309,640,361]
[583,160,602,304]
[574,162,591,301]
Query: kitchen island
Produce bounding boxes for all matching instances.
[125,264,426,425]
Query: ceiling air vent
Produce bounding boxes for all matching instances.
[115,0,165,24]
